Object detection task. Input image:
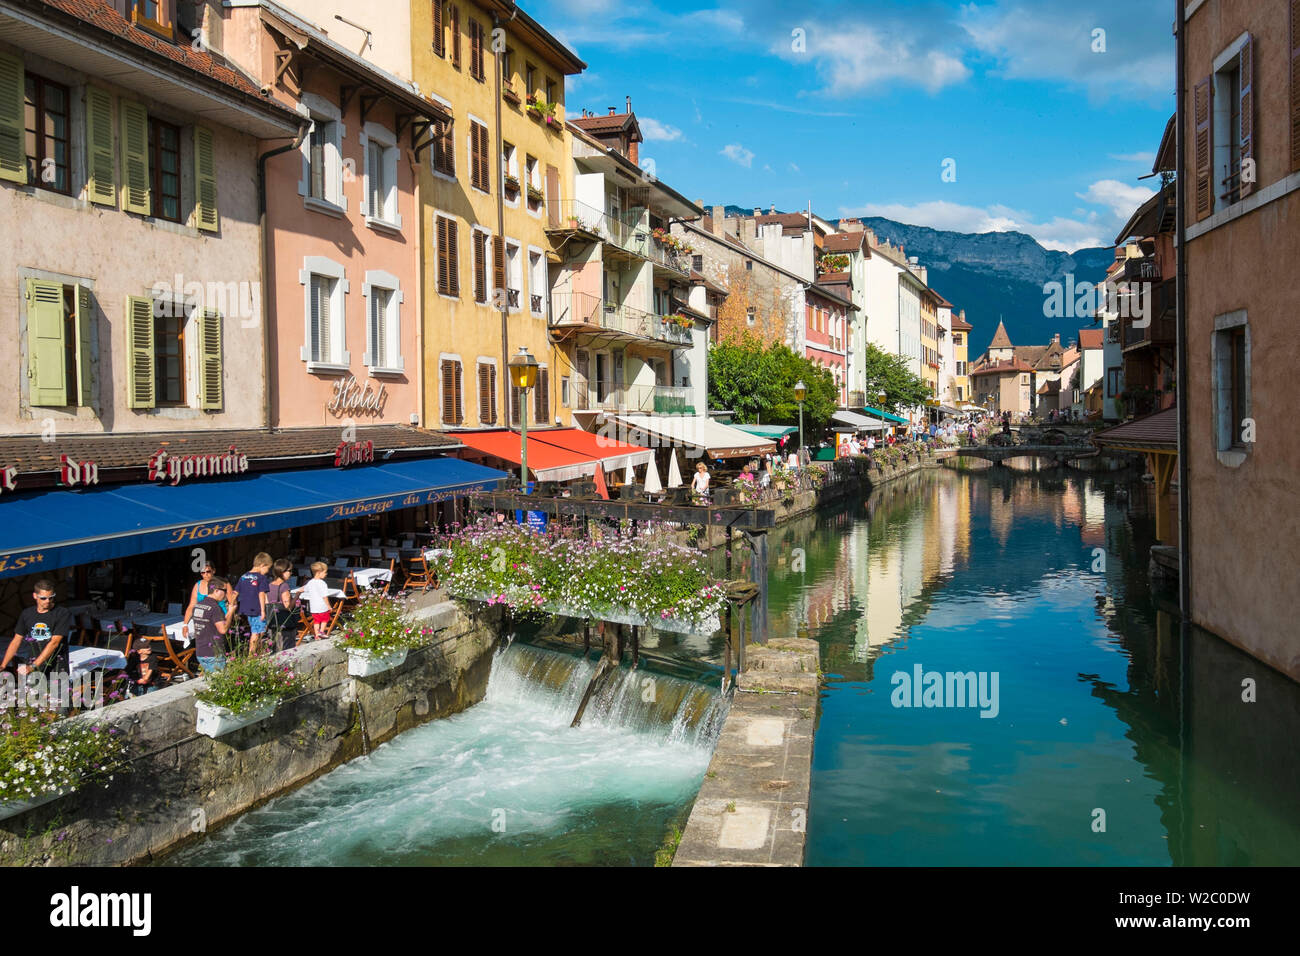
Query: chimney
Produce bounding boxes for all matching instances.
[608,107,616,115]
[741,217,757,246]
[1052,333,1060,345]
[626,95,631,114]
[769,204,776,214]
[711,205,726,237]
[753,207,761,217]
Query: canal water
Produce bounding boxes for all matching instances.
[778,465,1300,866]
[178,464,1300,866]
[175,643,724,866]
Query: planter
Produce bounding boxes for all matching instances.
[194,699,276,738]
[542,600,719,635]
[0,788,66,822]
[346,647,409,677]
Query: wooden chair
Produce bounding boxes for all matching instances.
[403,555,434,592]
[155,626,197,679]
[296,605,314,643]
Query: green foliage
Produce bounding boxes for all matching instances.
[195,654,305,716]
[0,710,130,804]
[859,343,931,413]
[654,823,683,867]
[336,592,438,655]
[707,332,837,429]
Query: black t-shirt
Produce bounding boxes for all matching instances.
[189,596,226,658]
[13,605,74,671]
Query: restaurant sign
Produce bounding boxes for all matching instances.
[334,440,375,467]
[148,445,250,486]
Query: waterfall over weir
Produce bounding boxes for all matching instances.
[175,642,725,866]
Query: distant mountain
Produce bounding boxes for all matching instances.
[721,206,1114,352]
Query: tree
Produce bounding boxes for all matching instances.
[707,333,837,430]
[859,343,930,414]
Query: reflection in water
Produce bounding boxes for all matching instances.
[777,467,1300,866]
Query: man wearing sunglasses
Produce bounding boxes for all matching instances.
[2,579,73,678]
[189,577,231,673]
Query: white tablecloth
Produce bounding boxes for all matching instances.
[423,548,452,562]
[68,645,127,677]
[352,567,392,588]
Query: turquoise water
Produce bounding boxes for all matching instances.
[780,467,1300,866]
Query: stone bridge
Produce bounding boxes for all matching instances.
[948,444,1101,465]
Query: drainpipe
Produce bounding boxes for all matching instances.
[258,123,310,430]
[1175,0,1191,620]
[411,149,425,427]
[495,5,518,426]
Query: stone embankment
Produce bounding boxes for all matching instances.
[673,636,819,866]
[0,599,497,866]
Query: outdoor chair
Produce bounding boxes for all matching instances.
[403,555,435,592]
[146,626,196,680]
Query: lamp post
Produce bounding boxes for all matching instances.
[508,347,539,491]
[877,390,888,437]
[794,380,806,477]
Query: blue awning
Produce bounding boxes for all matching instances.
[860,405,909,425]
[0,457,505,579]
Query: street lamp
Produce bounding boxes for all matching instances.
[793,380,806,475]
[877,390,888,436]
[508,346,539,490]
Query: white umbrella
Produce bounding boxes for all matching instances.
[625,462,635,484]
[644,457,663,494]
[667,451,683,488]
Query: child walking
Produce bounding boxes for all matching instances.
[235,552,273,655]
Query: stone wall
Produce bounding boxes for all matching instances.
[0,601,499,866]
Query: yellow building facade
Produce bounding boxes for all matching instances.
[919,288,940,396]
[413,1,584,430]
[952,313,972,405]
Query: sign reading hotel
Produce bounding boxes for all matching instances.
[327,376,387,416]
[334,440,375,467]
[148,445,250,486]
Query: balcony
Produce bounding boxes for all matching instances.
[550,292,691,348]
[545,200,691,276]
[570,379,695,415]
[507,288,521,310]
[1121,257,1161,282]
[1120,279,1175,351]
[847,390,866,408]
[531,293,543,313]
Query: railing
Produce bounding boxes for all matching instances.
[507,288,520,309]
[531,293,543,313]
[848,390,866,408]
[547,199,691,276]
[550,291,691,348]
[1220,166,1242,206]
[1121,257,1161,282]
[624,383,695,415]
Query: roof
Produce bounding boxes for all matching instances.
[1093,407,1178,451]
[21,0,300,132]
[951,317,973,331]
[0,426,459,486]
[1059,347,1080,367]
[988,320,1013,349]
[612,414,775,459]
[1114,190,1162,246]
[970,358,1034,376]
[751,212,826,236]
[808,280,856,310]
[1153,114,1176,174]
[571,113,641,140]
[823,232,870,254]
[1015,344,1049,367]
[1038,380,1060,395]
[692,269,729,296]
[1077,328,1104,350]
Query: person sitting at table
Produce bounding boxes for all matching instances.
[181,563,216,644]
[266,559,297,651]
[2,579,73,681]
[190,577,231,673]
[124,637,159,696]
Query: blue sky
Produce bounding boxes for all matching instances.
[531,0,1174,252]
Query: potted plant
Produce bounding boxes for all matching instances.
[502,84,521,105]
[526,98,556,122]
[193,653,304,738]
[503,174,520,195]
[527,183,544,202]
[0,710,130,821]
[336,592,435,677]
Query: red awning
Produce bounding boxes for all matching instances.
[455,429,652,482]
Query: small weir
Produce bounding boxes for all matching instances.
[175,642,726,866]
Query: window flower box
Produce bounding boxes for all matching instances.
[527,184,544,202]
[502,85,521,106]
[347,647,409,677]
[503,175,520,194]
[195,699,277,738]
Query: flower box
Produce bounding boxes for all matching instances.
[195,699,276,738]
[526,185,544,202]
[347,647,409,677]
[0,788,65,822]
[502,85,521,105]
[545,602,719,635]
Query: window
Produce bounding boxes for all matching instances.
[534,366,550,423]
[154,309,185,405]
[525,154,540,212]
[1106,367,1121,395]
[472,228,489,304]
[468,18,485,81]
[745,259,753,271]
[505,240,521,311]
[953,333,962,346]
[502,140,518,201]
[469,119,489,192]
[302,111,346,212]
[432,115,455,178]
[431,0,444,57]
[436,215,459,297]
[1213,313,1250,459]
[23,73,69,194]
[502,48,513,85]
[1197,33,1255,218]
[309,120,333,200]
[956,386,963,401]
[747,306,755,326]
[560,376,570,407]
[545,77,556,105]
[528,249,545,314]
[477,361,497,424]
[299,256,349,370]
[692,254,702,271]
[525,64,536,97]
[363,271,403,374]
[449,5,461,69]
[24,279,94,408]
[364,125,400,228]
[440,358,463,424]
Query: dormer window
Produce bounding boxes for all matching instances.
[132,0,173,40]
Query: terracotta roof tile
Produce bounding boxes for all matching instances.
[1077,328,1104,350]
[988,320,1013,349]
[951,318,973,331]
[571,114,633,133]
[823,232,867,253]
[1093,407,1177,449]
[970,358,1033,376]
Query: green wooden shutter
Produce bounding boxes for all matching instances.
[198,309,223,410]
[0,52,26,184]
[194,126,219,231]
[126,296,155,408]
[85,87,116,206]
[75,285,96,407]
[26,279,66,406]
[120,101,151,215]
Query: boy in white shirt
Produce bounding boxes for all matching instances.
[293,561,333,641]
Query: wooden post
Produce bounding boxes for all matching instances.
[631,625,640,670]
[744,529,769,646]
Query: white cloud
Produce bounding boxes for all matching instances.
[1075,179,1155,220]
[1109,151,1156,163]
[721,143,755,168]
[959,1,1172,101]
[774,23,971,95]
[788,162,801,173]
[841,199,1109,252]
[640,117,683,142]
